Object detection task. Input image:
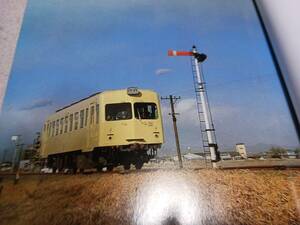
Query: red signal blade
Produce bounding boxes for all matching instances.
[168,50,193,56]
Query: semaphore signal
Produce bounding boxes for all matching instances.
[168,45,220,168]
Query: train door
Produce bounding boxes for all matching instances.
[88,102,99,149]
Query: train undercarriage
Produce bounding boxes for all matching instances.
[46,145,158,173]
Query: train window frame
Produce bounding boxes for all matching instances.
[46,123,48,135]
[105,103,132,121]
[52,121,55,136]
[69,114,73,132]
[90,105,95,124]
[50,122,53,137]
[74,112,79,130]
[60,118,64,134]
[96,104,99,124]
[55,120,59,136]
[85,108,88,126]
[134,102,158,120]
[80,110,84,128]
[47,121,52,137]
[64,116,68,133]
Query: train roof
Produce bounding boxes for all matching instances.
[56,91,101,113]
[54,88,155,113]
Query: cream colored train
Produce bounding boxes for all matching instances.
[40,88,164,172]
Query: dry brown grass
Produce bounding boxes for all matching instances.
[0,169,299,225]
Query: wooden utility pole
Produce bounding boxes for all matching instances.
[161,95,183,168]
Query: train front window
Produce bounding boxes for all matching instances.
[134,103,158,120]
[105,103,132,121]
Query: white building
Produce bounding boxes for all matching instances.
[236,143,247,159]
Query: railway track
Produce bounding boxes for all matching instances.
[1,164,300,178]
[218,165,300,170]
[0,171,116,177]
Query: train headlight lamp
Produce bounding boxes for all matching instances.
[127,87,140,96]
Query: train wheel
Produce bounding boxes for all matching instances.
[58,157,64,173]
[72,167,77,174]
[135,161,144,170]
[97,166,103,172]
[107,165,114,171]
[123,163,130,170]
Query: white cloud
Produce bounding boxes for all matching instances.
[0,106,53,148]
[155,68,172,76]
[20,99,52,110]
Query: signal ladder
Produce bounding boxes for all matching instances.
[190,54,218,168]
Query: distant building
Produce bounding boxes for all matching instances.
[286,149,297,159]
[236,143,247,159]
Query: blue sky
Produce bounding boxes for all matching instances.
[0,0,298,154]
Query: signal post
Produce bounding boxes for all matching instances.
[168,46,220,168]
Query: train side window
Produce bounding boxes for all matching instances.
[52,121,55,136]
[48,123,51,137]
[47,123,50,136]
[74,112,79,130]
[96,104,99,124]
[80,110,84,128]
[64,116,68,133]
[85,108,89,126]
[69,114,73,131]
[55,120,59,136]
[90,106,95,124]
[60,118,64,134]
[49,122,53,137]
[105,103,132,121]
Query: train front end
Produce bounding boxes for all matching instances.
[100,88,164,169]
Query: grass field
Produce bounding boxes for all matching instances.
[0,168,299,225]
